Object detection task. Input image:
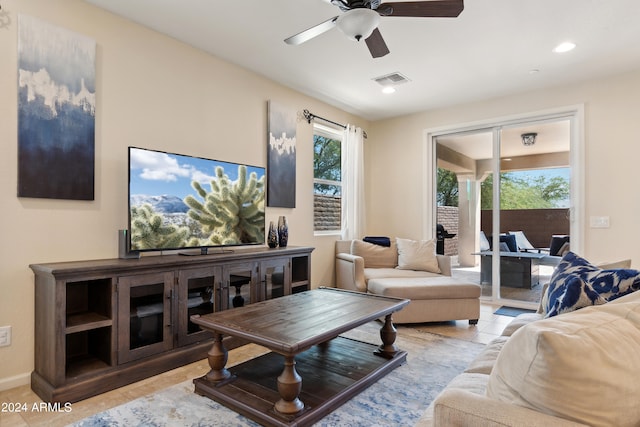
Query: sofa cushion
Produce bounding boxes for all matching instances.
[597,258,632,269]
[439,372,490,396]
[395,237,440,273]
[606,286,640,304]
[364,267,442,282]
[351,239,397,268]
[500,312,543,337]
[542,252,640,317]
[486,299,640,427]
[367,277,480,300]
[464,336,508,375]
[420,373,491,426]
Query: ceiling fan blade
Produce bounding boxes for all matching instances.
[365,28,390,58]
[284,16,339,45]
[380,0,464,18]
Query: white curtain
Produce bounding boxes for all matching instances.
[341,124,366,240]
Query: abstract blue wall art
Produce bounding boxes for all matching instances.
[267,101,297,208]
[18,15,96,200]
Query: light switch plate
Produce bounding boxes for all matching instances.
[590,216,610,228]
[0,326,11,347]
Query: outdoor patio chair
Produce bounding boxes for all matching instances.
[548,235,570,256]
[480,231,518,252]
[508,231,549,253]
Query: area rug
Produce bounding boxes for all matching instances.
[69,322,484,427]
[494,306,536,317]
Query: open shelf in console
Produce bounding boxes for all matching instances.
[65,326,112,378]
[65,279,113,334]
[65,278,114,378]
[291,255,310,293]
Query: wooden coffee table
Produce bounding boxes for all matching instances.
[191,287,409,427]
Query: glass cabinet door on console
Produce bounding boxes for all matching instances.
[176,266,220,347]
[259,258,290,300]
[117,272,174,364]
[222,263,257,310]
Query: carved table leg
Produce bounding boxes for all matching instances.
[376,314,399,358]
[205,333,230,382]
[274,355,304,414]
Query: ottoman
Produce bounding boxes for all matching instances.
[367,277,481,324]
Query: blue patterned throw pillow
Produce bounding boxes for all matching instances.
[543,252,640,318]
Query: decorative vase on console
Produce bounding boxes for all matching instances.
[277,216,288,247]
[267,221,279,248]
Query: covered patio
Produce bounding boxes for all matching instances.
[435,120,571,306]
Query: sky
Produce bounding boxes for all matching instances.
[129,147,265,200]
[511,167,570,182]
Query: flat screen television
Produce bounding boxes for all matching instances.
[128,146,265,253]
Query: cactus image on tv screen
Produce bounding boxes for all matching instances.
[128,147,265,252]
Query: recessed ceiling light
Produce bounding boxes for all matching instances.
[382,86,396,94]
[553,42,576,53]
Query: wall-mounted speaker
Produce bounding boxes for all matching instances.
[118,229,140,259]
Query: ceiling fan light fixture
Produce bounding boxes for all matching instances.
[336,8,380,41]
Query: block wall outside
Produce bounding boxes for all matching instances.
[437,206,459,256]
[481,208,570,248]
[314,195,341,231]
[437,207,569,255]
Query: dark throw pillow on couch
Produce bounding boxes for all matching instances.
[542,251,640,317]
[363,236,391,247]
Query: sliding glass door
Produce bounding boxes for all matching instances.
[434,116,573,307]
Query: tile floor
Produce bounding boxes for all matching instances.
[451,262,554,305]
[0,302,512,427]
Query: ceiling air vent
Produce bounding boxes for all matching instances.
[372,72,411,87]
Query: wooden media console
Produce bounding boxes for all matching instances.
[30,246,313,403]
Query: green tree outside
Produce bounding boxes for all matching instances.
[313,134,341,195]
[437,167,570,209]
[437,168,459,207]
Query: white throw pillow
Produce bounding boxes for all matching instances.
[487,301,640,427]
[395,237,440,273]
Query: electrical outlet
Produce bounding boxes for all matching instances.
[0,326,11,347]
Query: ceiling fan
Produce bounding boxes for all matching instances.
[284,0,464,58]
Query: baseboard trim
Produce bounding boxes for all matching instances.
[0,372,31,392]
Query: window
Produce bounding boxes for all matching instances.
[313,124,342,233]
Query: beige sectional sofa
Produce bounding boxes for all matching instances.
[418,284,640,427]
[335,239,480,324]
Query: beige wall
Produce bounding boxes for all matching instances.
[367,70,640,267]
[0,0,368,388]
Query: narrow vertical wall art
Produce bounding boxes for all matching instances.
[17,15,96,200]
[267,101,296,208]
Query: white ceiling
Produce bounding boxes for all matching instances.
[437,120,570,160]
[84,0,640,121]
